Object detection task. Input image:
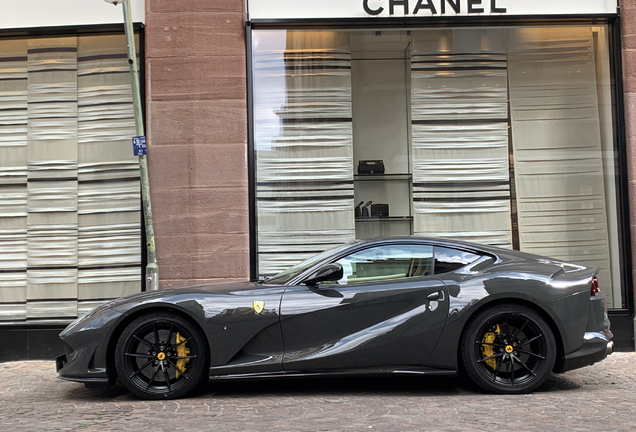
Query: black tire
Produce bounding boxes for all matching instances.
[115,312,208,399]
[460,304,556,394]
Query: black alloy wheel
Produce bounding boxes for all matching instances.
[460,305,556,394]
[115,312,208,399]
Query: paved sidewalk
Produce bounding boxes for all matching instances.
[0,352,635,432]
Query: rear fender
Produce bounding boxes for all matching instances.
[423,290,569,371]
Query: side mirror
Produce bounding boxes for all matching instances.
[304,263,343,286]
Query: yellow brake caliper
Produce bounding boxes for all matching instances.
[481,324,501,370]
[175,332,190,379]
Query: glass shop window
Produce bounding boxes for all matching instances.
[251,25,627,309]
[0,34,143,325]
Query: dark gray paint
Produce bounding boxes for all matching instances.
[56,236,612,386]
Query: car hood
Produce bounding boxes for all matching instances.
[103,280,282,311]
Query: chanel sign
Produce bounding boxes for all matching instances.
[248,0,617,20]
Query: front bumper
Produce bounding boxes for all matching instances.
[55,353,67,372]
[561,331,613,373]
[56,352,110,386]
[55,306,125,386]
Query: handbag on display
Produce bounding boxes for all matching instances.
[361,201,372,218]
[371,204,389,218]
[357,160,385,175]
[354,201,364,218]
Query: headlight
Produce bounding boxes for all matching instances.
[60,302,112,336]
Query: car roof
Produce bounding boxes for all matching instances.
[356,236,497,252]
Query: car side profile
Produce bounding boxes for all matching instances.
[56,236,613,399]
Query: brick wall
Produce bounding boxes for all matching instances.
[145,0,249,288]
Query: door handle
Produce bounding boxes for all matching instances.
[427,291,445,301]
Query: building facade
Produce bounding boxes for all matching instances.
[0,0,635,359]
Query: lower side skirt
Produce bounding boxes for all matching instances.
[209,367,457,381]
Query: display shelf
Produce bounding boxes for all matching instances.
[353,174,413,238]
[354,173,412,181]
[355,216,413,222]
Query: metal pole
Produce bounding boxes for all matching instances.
[122,1,159,290]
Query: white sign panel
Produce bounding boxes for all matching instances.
[248,0,618,20]
[0,0,144,30]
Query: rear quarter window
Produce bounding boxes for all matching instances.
[434,247,481,274]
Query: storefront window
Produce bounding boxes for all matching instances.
[251,25,626,309]
[0,34,142,324]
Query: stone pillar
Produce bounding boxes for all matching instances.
[145,0,249,288]
[623,1,636,313]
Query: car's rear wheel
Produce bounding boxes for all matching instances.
[115,312,208,399]
[460,304,556,394]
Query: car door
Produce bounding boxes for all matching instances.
[279,243,449,372]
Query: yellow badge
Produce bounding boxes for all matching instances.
[157,352,166,360]
[505,345,514,354]
[253,301,265,314]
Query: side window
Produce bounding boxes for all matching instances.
[335,244,434,285]
[434,247,481,274]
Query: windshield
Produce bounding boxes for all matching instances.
[264,242,356,285]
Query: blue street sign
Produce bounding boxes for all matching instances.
[132,136,147,156]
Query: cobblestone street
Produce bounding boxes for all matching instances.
[0,352,634,432]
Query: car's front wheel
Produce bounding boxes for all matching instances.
[115,312,208,399]
[460,304,557,394]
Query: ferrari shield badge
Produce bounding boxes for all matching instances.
[253,301,265,314]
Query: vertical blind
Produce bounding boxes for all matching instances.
[507,27,614,302]
[254,32,355,275]
[0,35,141,324]
[410,30,513,248]
[410,27,615,304]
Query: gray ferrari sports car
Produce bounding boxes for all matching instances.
[56,236,613,399]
